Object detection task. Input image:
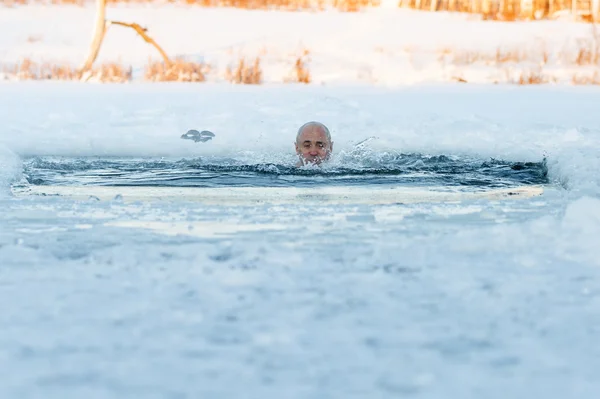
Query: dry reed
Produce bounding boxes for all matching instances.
[144,57,209,82]
[439,35,600,69]
[294,56,311,83]
[399,0,599,22]
[2,55,268,84]
[4,42,600,86]
[87,63,133,82]
[574,38,600,65]
[571,70,600,84]
[2,0,599,20]
[516,69,557,84]
[1,0,380,11]
[284,49,311,83]
[225,56,263,84]
[1,58,132,82]
[26,35,43,43]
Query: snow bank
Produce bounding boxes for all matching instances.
[0,144,21,197]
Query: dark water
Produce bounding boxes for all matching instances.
[22,153,549,188]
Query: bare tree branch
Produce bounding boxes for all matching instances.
[79,0,107,75]
[108,21,172,67]
[79,0,172,80]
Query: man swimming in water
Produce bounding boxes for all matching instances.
[295,121,333,167]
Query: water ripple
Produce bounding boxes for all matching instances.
[22,153,548,188]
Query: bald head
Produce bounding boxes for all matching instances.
[296,121,331,144]
[294,121,333,166]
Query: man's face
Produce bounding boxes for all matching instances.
[295,126,333,166]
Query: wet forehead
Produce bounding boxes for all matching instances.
[297,126,330,143]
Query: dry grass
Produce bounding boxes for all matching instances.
[437,34,600,85]
[225,56,263,84]
[144,57,209,82]
[1,0,596,19]
[439,47,533,66]
[284,49,311,83]
[4,42,599,86]
[444,48,542,66]
[84,63,133,82]
[294,55,311,83]
[399,0,599,22]
[26,35,43,43]
[495,48,530,64]
[571,70,600,84]
[515,69,557,84]
[449,51,482,65]
[574,38,600,65]
[3,53,311,85]
[1,58,132,82]
[1,0,379,11]
[332,0,379,11]
[509,70,600,85]
[451,75,468,83]
[1,0,30,5]
[439,36,600,69]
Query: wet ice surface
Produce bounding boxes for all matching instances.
[1,83,600,398]
[3,192,600,398]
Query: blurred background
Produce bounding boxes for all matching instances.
[0,0,598,85]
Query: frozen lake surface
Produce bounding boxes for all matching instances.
[1,83,600,398]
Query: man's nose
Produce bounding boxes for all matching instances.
[309,148,319,155]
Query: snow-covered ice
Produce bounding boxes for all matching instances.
[1,81,600,397]
[0,144,21,197]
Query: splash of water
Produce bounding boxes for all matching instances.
[21,150,548,189]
